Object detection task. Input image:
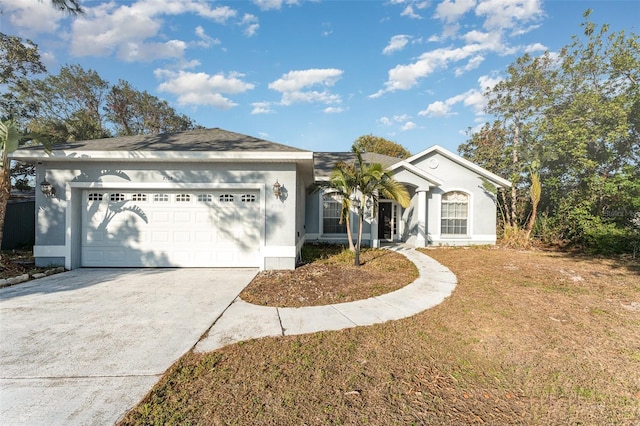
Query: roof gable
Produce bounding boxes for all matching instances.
[399,145,511,188]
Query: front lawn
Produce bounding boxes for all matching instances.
[121,246,640,425]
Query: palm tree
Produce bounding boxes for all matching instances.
[310,160,358,251]
[350,149,410,266]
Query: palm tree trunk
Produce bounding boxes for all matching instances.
[355,206,364,266]
[0,154,10,249]
[345,212,355,251]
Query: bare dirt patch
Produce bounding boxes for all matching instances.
[0,250,45,280]
[240,244,419,307]
[121,246,640,425]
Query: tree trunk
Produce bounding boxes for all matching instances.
[524,171,541,240]
[345,211,355,252]
[355,205,364,267]
[511,113,519,228]
[0,154,10,248]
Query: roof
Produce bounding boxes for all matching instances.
[313,152,403,179]
[24,128,309,153]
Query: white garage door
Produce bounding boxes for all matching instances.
[81,190,261,267]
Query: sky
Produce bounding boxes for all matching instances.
[2,0,638,155]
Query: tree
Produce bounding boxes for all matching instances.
[0,120,21,248]
[48,0,83,14]
[311,161,358,252]
[461,10,640,253]
[19,64,111,141]
[352,135,411,159]
[106,80,199,136]
[350,148,410,266]
[0,33,46,120]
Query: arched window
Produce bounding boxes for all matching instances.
[441,191,468,235]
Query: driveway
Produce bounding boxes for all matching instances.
[0,268,257,425]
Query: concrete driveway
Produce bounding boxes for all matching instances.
[0,268,257,425]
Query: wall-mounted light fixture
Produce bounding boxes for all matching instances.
[40,179,56,197]
[272,180,282,199]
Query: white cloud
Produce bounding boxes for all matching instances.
[378,117,393,126]
[251,102,275,114]
[476,0,543,31]
[5,0,63,35]
[454,55,484,76]
[269,69,344,106]
[524,42,547,53]
[241,14,260,37]
[194,26,221,48]
[383,35,411,55]
[155,69,255,109]
[401,5,422,19]
[370,44,484,97]
[401,121,417,131]
[66,0,242,62]
[324,107,344,114]
[418,73,500,118]
[253,0,299,11]
[434,0,476,24]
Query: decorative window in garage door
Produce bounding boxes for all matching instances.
[131,193,147,202]
[241,194,256,203]
[110,193,126,202]
[88,193,103,201]
[175,194,191,202]
[219,194,234,203]
[197,194,213,203]
[154,194,169,202]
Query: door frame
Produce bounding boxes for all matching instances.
[377,200,400,242]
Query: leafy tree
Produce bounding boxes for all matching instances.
[0,33,46,120]
[106,80,199,136]
[20,64,111,141]
[460,10,640,253]
[353,135,411,159]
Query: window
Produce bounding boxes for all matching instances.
[88,193,103,201]
[197,194,213,203]
[175,194,191,202]
[154,194,169,202]
[110,193,126,202]
[441,191,468,235]
[322,194,347,234]
[131,193,147,202]
[219,194,234,203]
[241,194,256,203]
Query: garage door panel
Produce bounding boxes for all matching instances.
[82,190,260,267]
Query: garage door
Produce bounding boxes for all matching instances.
[81,190,261,267]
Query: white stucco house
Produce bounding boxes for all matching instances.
[11,128,510,270]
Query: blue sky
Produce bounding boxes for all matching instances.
[3,0,638,154]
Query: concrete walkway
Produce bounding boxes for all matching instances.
[195,245,457,353]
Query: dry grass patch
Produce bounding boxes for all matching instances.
[121,246,640,425]
[240,244,418,307]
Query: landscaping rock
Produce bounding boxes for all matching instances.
[31,273,47,279]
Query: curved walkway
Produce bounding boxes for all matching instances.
[195,244,457,353]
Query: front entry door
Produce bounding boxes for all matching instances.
[378,202,392,240]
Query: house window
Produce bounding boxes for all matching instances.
[441,191,469,235]
[322,194,347,234]
[88,193,103,201]
[219,194,234,203]
[197,194,213,203]
[110,193,126,202]
[131,193,147,202]
[241,194,256,203]
[175,194,191,202]
[154,194,169,202]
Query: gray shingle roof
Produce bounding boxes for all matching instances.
[313,152,403,178]
[42,128,309,153]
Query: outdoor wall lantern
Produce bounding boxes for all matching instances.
[40,179,56,197]
[272,180,282,199]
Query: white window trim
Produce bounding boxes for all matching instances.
[437,189,473,239]
[319,191,349,235]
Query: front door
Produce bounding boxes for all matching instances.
[378,202,392,240]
